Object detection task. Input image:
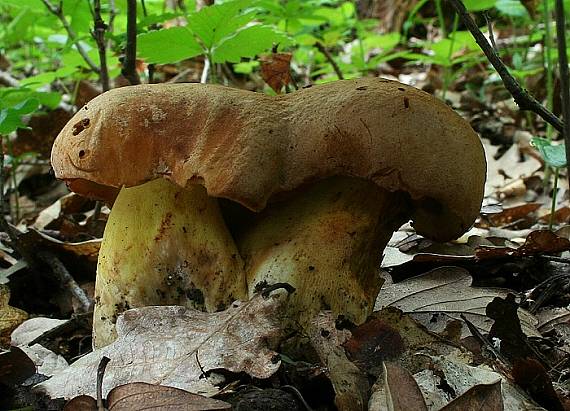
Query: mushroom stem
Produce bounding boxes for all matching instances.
[94,178,246,348]
[239,177,410,327]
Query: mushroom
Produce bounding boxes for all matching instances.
[51,78,486,347]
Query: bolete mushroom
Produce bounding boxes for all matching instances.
[51,78,486,348]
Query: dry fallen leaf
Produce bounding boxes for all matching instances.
[368,362,428,411]
[0,346,36,386]
[11,317,69,377]
[260,52,292,93]
[375,267,538,338]
[307,312,368,411]
[414,353,543,410]
[439,381,503,411]
[106,382,232,410]
[36,291,289,400]
[0,284,28,347]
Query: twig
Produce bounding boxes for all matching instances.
[315,41,344,80]
[447,0,564,132]
[37,251,92,313]
[483,11,498,52]
[97,356,111,410]
[122,0,140,85]
[28,312,91,347]
[555,0,570,168]
[91,0,110,91]
[460,314,511,366]
[0,71,20,87]
[281,385,314,411]
[41,0,100,75]
[140,0,156,83]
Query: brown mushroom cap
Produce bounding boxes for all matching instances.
[51,78,486,241]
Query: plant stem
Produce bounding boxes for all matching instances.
[543,0,555,140]
[549,167,559,230]
[122,0,140,85]
[555,0,570,170]
[315,41,344,80]
[41,0,101,75]
[91,0,110,91]
[448,0,564,132]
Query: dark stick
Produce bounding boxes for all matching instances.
[315,41,344,80]
[92,0,110,91]
[122,0,140,85]
[447,0,564,132]
[97,356,111,410]
[555,0,570,168]
[37,251,92,312]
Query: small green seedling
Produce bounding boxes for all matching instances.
[532,137,567,229]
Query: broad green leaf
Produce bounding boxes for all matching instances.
[63,0,92,35]
[187,0,254,48]
[496,0,530,18]
[362,33,400,52]
[532,137,567,168]
[212,25,289,63]
[0,109,28,134]
[0,98,39,134]
[463,0,496,11]
[137,27,202,64]
[35,92,61,109]
[3,8,37,45]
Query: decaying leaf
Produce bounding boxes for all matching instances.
[439,381,503,411]
[11,317,69,377]
[375,267,538,338]
[260,52,292,93]
[368,362,427,411]
[98,382,231,411]
[36,291,289,400]
[307,312,368,411]
[0,346,36,386]
[476,230,570,260]
[0,284,28,347]
[512,358,564,411]
[414,353,542,410]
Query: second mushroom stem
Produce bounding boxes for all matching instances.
[238,176,410,327]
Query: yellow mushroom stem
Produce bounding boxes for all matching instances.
[238,176,411,327]
[93,178,246,348]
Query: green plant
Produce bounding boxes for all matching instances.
[532,137,566,229]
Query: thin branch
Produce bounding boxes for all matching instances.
[0,71,20,87]
[41,0,100,74]
[555,0,570,168]
[122,0,140,85]
[483,11,498,52]
[37,251,92,313]
[91,0,110,91]
[97,357,111,411]
[447,0,564,132]
[315,41,344,80]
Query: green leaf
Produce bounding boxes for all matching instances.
[496,0,530,18]
[532,137,567,168]
[212,25,289,63]
[463,0,496,11]
[63,0,92,35]
[188,0,254,49]
[137,27,203,64]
